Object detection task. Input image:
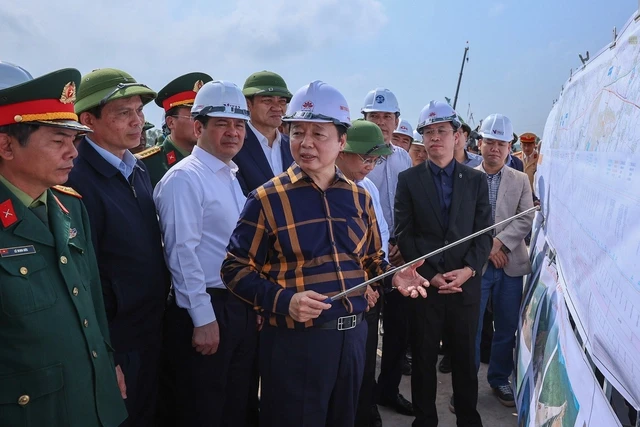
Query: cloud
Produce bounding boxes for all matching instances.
[0,0,387,75]
[0,0,387,124]
[488,3,506,18]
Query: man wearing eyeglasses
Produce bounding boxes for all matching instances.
[395,101,492,427]
[137,72,213,187]
[66,68,171,427]
[361,88,414,422]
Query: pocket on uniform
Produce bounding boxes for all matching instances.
[0,364,69,427]
[0,255,57,317]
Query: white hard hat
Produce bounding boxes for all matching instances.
[416,100,461,134]
[283,80,351,128]
[191,80,250,121]
[0,61,33,90]
[478,114,513,142]
[393,118,414,139]
[361,88,400,114]
[412,130,424,145]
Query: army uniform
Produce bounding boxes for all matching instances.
[0,69,127,426]
[136,72,212,187]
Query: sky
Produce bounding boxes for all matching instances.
[0,1,635,137]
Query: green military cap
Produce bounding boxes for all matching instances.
[75,68,156,114]
[0,68,91,132]
[155,72,213,112]
[143,121,155,131]
[243,70,292,100]
[343,119,393,156]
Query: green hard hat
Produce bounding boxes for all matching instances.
[75,68,156,114]
[0,68,90,132]
[242,70,292,99]
[155,72,213,111]
[343,119,393,156]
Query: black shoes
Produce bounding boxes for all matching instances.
[493,384,515,407]
[378,393,414,416]
[438,355,452,373]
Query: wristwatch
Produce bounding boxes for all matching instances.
[465,265,476,277]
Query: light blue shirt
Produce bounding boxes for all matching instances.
[357,177,389,261]
[463,150,483,168]
[366,144,412,237]
[85,136,138,179]
[153,145,246,327]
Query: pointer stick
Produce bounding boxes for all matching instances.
[326,205,540,303]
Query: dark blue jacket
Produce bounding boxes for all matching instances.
[233,127,295,195]
[507,154,524,172]
[66,138,169,351]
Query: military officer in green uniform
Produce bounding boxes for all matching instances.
[136,72,212,187]
[0,68,128,426]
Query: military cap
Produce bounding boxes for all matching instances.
[0,68,90,132]
[520,132,537,144]
[155,72,213,112]
[243,70,292,100]
[143,121,155,131]
[343,119,393,156]
[75,68,156,114]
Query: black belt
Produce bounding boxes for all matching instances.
[315,312,365,331]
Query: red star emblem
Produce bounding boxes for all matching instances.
[166,151,177,165]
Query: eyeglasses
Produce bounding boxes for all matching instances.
[356,154,385,166]
[99,83,151,106]
[422,128,455,138]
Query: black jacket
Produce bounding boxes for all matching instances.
[233,127,295,195]
[66,138,170,351]
[394,161,493,304]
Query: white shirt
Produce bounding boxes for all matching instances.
[248,121,284,175]
[366,144,412,237]
[153,145,246,327]
[357,177,389,261]
[85,136,138,179]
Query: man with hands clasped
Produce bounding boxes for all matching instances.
[395,101,493,427]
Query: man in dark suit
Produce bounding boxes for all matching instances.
[66,68,171,427]
[395,101,492,427]
[233,71,294,195]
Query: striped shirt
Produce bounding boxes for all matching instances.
[221,163,392,329]
[485,167,503,225]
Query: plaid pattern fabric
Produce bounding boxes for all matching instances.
[486,169,503,226]
[222,163,391,329]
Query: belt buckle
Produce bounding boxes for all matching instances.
[337,315,357,331]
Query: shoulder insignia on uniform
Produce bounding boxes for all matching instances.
[52,185,82,198]
[135,146,162,160]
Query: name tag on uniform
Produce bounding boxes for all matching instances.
[0,245,36,257]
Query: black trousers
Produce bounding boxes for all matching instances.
[259,321,367,427]
[410,293,482,427]
[115,346,161,427]
[355,299,382,427]
[164,289,257,427]
[376,289,410,401]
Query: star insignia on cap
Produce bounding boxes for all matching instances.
[193,80,205,93]
[60,82,77,104]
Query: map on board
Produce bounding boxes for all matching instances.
[536,11,640,409]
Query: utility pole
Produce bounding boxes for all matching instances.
[453,41,469,110]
